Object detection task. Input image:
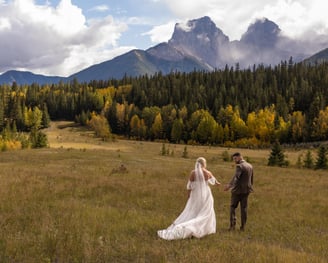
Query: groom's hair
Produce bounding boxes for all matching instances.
[232,152,241,157]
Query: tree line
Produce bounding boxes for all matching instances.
[1,60,328,150]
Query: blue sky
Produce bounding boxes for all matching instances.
[1,0,327,76]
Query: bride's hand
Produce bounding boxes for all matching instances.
[224,184,230,191]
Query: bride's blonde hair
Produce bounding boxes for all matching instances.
[196,157,206,168]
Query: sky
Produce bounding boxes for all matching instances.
[0,0,327,77]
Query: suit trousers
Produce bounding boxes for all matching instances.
[230,193,249,229]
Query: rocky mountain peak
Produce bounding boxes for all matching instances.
[173,16,220,35]
[2,16,327,85]
[168,16,230,68]
[169,16,228,45]
[240,18,281,48]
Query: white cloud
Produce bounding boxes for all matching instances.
[0,0,131,76]
[89,5,109,12]
[1,0,328,77]
[160,0,328,41]
[0,18,10,30]
[143,21,175,43]
[252,0,328,39]
[49,45,135,77]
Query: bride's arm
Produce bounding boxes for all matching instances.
[186,171,196,197]
[206,170,221,186]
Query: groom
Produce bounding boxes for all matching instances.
[224,152,253,231]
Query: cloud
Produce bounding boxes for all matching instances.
[143,21,175,43]
[89,5,109,12]
[1,0,328,77]
[160,0,328,41]
[0,0,132,76]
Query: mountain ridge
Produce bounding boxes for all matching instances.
[1,16,327,85]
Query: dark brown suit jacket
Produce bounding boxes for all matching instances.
[229,160,253,194]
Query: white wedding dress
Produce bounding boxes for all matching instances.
[157,166,217,240]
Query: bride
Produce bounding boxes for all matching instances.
[158,157,220,240]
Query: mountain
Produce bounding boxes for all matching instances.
[0,70,64,85]
[1,16,327,85]
[232,18,310,67]
[167,16,231,68]
[241,18,280,48]
[69,46,212,82]
[70,16,324,81]
[303,48,328,65]
[71,16,321,82]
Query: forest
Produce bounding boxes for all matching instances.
[1,59,328,150]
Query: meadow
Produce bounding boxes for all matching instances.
[0,122,327,262]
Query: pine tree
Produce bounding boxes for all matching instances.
[296,154,303,168]
[314,145,328,170]
[303,150,314,169]
[268,140,288,167]
[30,130,48,148]
[41,103,51,128]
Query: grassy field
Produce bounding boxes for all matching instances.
[0,122,327,262]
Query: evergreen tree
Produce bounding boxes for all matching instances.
[268,140,288,167]
[296,154,302,168]
[303,150,314,169]
[314,145,328,170]
[41,103,51,128]
[30,130,48,148]
[171,118,184,143]
[2,121,11,140]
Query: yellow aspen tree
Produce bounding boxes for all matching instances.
[139,119,147,139]
[230,107,247,140]
[312,106,328,140]
[256,106,275,142]
[116,103,126,132]
[151,113,163,140]
[88,112,111,140]
[290,111,306,142]
[246,111,257,138]
[130,114,141,139]
[178,106,188,122]
[275,116,290,142]
[24,106,42,131]
[246,106,275,143]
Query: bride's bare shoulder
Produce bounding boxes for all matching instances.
[203,169,213,180]
[189,170,196,181]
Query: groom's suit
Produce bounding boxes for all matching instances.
[229,159,253,230]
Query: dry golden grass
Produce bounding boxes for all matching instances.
[0,121,326,262]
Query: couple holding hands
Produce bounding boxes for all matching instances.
[158,152,254,240]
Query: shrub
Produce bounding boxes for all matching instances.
[315,145,328,169]
[221,150,230,162]
[303,150,314,169]
[268,140,288,167]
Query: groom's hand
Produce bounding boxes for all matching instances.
[223,184,230,191]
